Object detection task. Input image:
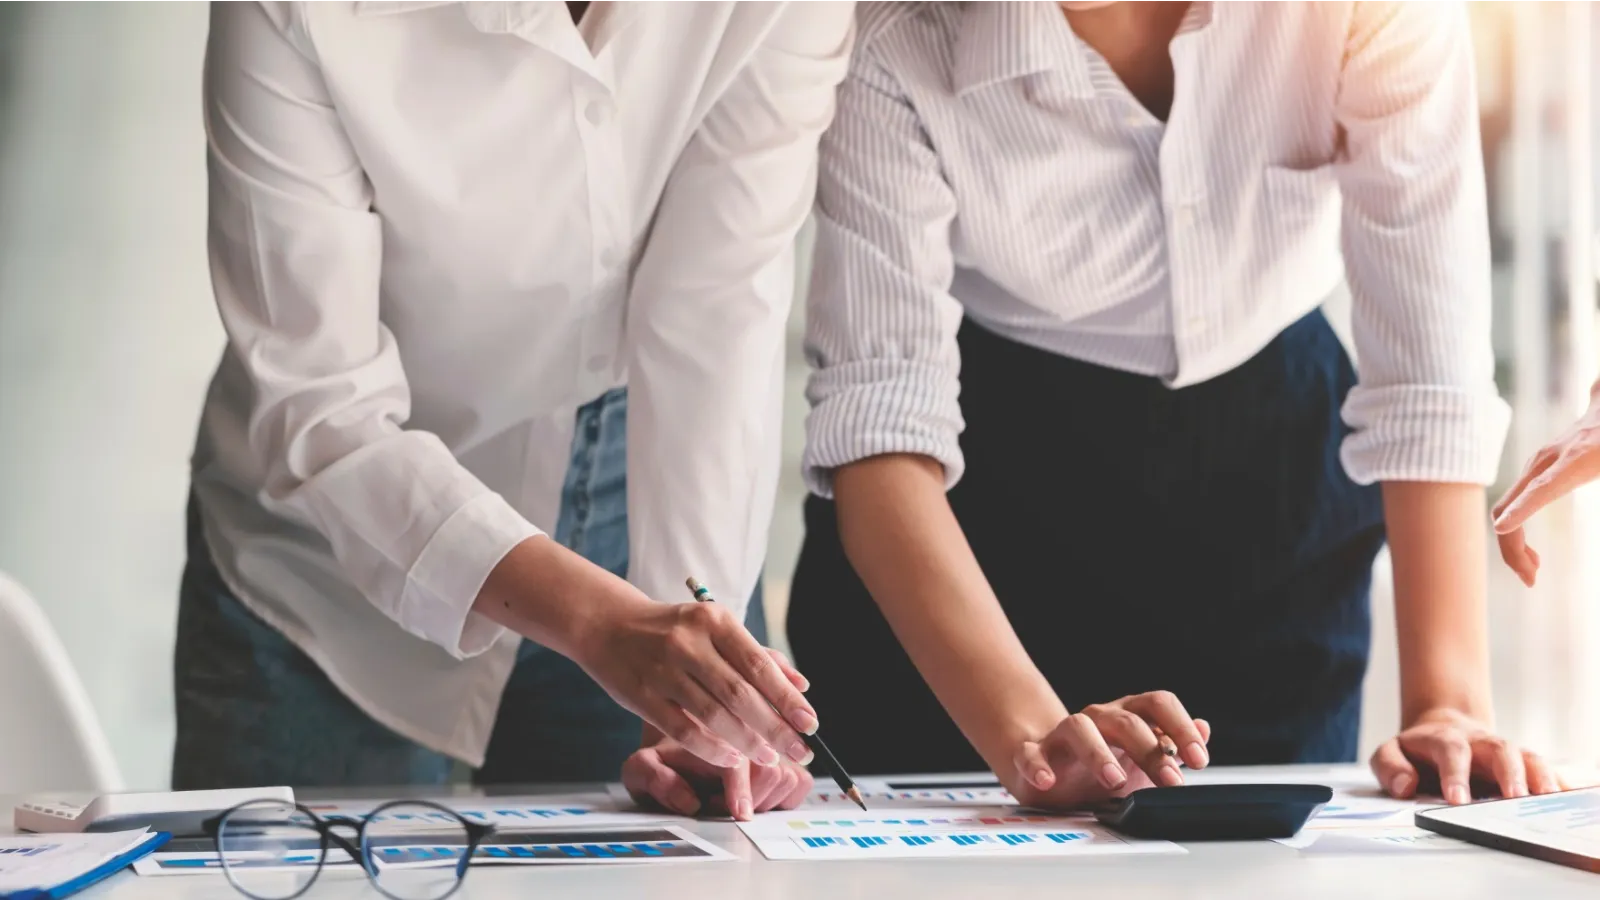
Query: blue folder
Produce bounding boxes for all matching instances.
[1,831,171,900]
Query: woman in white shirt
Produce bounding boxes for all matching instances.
[173,0,852,821]
[789,0,1555,807]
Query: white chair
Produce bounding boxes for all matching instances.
[0,570,124,793]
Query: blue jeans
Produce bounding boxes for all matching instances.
[172,388,767,789]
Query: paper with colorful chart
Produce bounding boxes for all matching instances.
[131,796,729,875]
[737,806,1182,860]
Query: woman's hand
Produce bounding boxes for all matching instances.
[1493,390,1600,585]
[473,536,819,772]
[623,734,814,821]
[1371,707,1564,803]
[574,606,820,770]
[1006,691,1212,810]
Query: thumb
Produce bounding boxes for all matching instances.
[623,748,702,816]
[1496,526,1541,588]
[1371,739,1420,799]
[1013,741,1056,791]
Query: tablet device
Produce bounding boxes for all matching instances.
[1094,784,1333,841]
[1415,788,1600,873]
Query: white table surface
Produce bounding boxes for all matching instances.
[8,765,1599,899]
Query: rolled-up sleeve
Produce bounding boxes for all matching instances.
[624,3,854,618]
[802,43,966,498]
[204,2,538,656]
[1335,0,1511,485]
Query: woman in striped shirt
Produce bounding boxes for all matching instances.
[789,1,1553,808]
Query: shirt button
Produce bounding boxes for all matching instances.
[586,354,609,374]
[1124,112,1142,128]
[585,101,609,127]
[1174,206,1195,227]
[1186,316,1208,332]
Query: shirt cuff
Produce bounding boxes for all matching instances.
[803,360,965,498]
[402,491,543,658]
[1339,384,1512,485]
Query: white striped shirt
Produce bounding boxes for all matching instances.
[802,0,1510,497]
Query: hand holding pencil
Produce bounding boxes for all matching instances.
[621,578,864,820]
[686,578,867,811]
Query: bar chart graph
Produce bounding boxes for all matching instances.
[806,788,1016,809]
[301,799,660,830]
[796,832,1089,851]
[740,806,1183,861]
[135,827,734,875]
[372,830,715,864]
[1515,792,1600,830]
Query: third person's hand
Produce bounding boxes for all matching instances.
[623,735,814,821]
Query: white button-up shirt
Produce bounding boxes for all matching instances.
[803,1,1509,495]
[193,1,853,765]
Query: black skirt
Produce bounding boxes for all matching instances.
[787,310,1385,774]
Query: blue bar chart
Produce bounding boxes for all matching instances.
[739,806,1183,861]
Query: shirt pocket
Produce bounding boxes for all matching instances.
[1255,164,1344,302]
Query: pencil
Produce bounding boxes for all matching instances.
[686,577,867,811]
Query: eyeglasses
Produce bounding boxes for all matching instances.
[202,799,495,900]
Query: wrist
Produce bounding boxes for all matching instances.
[1403,694,1495,730]
[474,534,643,660]
[968,691,1069,782]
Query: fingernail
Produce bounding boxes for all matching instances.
[1034,768,1053,787]
[1184,742,1209,768]
[790,741,815,766]
[1510,781,1528,798]
[719,750,744,768]
[1390,773,1413,796]
[797,676,811,692]
[1157,765,1184,787]
[754,745,780,766]
[737,798,753,821]
[1099,763,1127,789]
[1447,784,1470,805]
[792,710,819,735]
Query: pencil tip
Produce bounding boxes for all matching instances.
[847,786,867,811]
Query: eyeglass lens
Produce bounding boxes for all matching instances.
[216,799,327,900]
[360,801,474,900]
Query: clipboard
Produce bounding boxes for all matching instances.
[1415,788,1600,874]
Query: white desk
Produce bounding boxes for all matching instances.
[9,765,1598,899]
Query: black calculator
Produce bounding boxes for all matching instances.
[1093,784,1334,841]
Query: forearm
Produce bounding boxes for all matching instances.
[832,454,1066,776]
[473,534,648,660]
[1383,481,1494,725]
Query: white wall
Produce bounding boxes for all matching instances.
[0,5,217,790]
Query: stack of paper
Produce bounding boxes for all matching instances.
[0,829,156,896]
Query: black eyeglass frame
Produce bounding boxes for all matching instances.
[202,798,497,900]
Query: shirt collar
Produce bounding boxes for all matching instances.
[353,2,641,88]
[1179,2,1216,34]
[354,1,639,35]
[952,2,1094,98]
[952,1,1218,99]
